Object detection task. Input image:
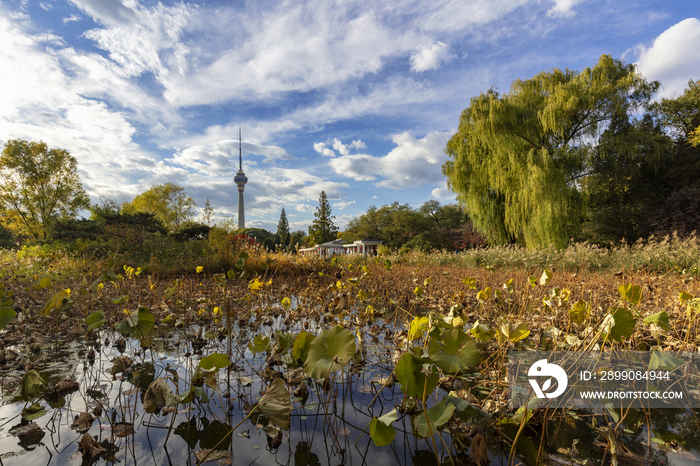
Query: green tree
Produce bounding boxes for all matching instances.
[123,182,196,229]
[585,114,672,243]
[343,205,383,241]
[419,201,468,229]
[308,191,338,244]
[650,80,700,193]
[276,208,290,247]
[202,198,214,225]
[0,139,91,239]
[287,230,307,252]
[234,227,275,249]
[653,79,700,141]
[442,55,658,248]
[638,80,700,239]
[344,202,431,249]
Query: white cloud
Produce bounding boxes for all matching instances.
[80,2,195,78]
[63,14,82,24]
[295,204,314,213]
[313,138,372,159]
[168,140,294,177]
[68,0,137,26]
[39,3,52,11]
[430,183,455,200]
[0,13,155,199]
[546,0,583,19]
[331,138,350,155]
[328,131,452,189]
[328,154,378,181]
[333,200,355,210]
[410,41,452,72]
[635,18,700,98]
[313,142,336,157]
[162,5,416,107]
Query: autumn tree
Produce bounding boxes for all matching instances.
[442,55,658,248]
[0,139,90,239]
[308,191,338,244]
[123,182,196,229]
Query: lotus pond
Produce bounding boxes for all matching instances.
[1,253,700,465]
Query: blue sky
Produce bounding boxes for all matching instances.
[1,0,698,233]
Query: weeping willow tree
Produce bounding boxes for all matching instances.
[442,55,658,248]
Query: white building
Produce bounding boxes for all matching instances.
[299,238,382,256]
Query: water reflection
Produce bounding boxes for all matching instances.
[0,322,698,466]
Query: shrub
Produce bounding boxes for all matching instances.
[51,219,105,241]
[0,223,15,249]
[170,221,211,242]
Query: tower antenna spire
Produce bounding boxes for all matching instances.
[234,127,248,229]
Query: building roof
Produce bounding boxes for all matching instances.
[319,239,344,247]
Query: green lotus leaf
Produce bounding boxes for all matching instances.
[413,400,456,438]
[619,284,643,305]
[643,311,671,331]
[248,335,271,354]
[292,332,315,363]
[199,353,231,371]
[470,321,494,342]
[12,369,47,402]
[21,402,47,421]
[85,310,106,332]
[648,351,685,371]
[602,307,636,343]
[369,417,396,446]
[304,326,355,379]
[428,328,480,374]
[569,300,590,326]
[116,306,154,337]
[394,352,439,398]
[0,305,16,330]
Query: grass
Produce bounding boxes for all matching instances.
[385,235,700,275]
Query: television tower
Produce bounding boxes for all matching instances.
[233,127,248,229]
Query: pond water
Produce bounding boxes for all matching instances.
[0,313,698,466]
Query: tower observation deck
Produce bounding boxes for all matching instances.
[233,127,248,229]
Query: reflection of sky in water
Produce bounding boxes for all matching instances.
[1,322,696,465]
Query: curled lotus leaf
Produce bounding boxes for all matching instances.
[256,378,291,430]
[143,378,182,412]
